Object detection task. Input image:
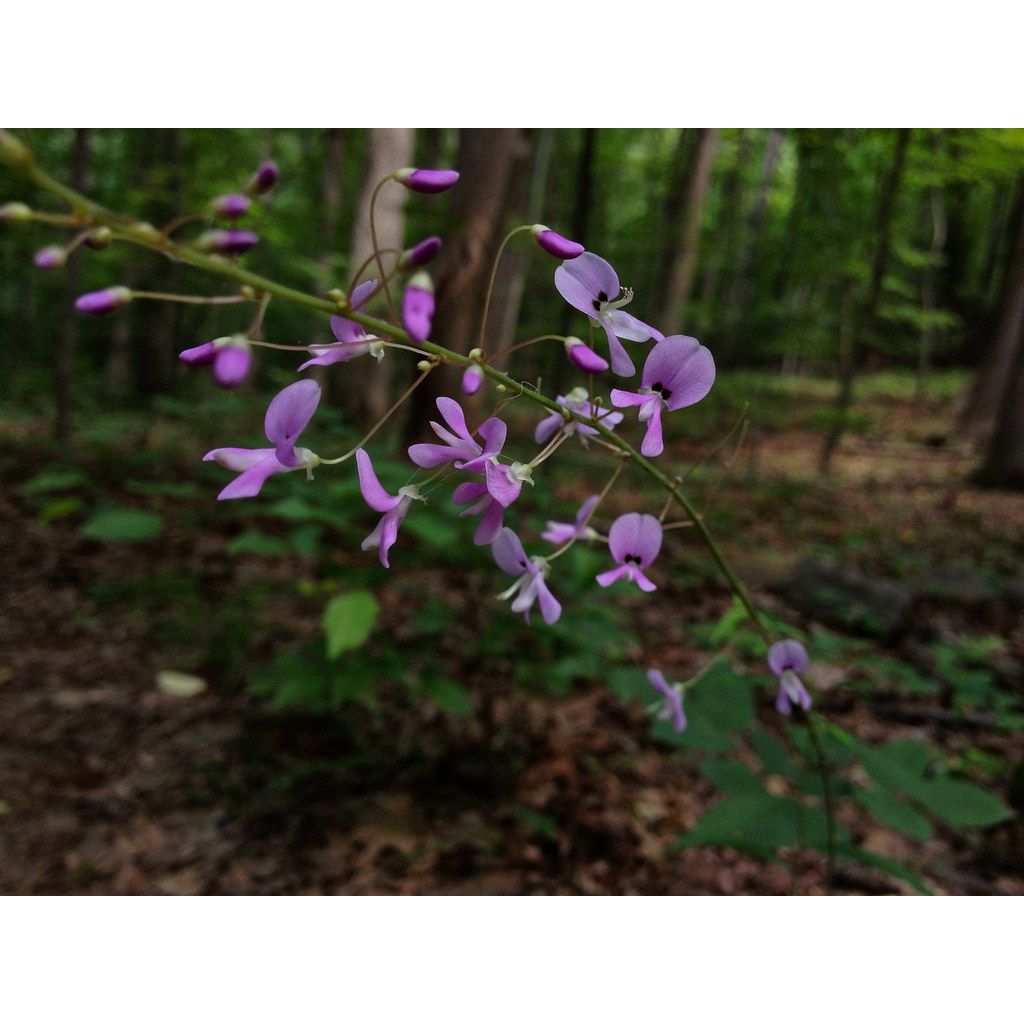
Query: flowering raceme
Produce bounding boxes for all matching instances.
[355,449,424,568]
[768,639,813,716]
[299,279,382,369]
[492,528,561,625]
[542,495,600,545]
[533,388,623,446]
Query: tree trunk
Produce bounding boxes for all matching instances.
[558,129,598,340]
[337,128,414,427]
[313,129,345,392]
[54,128,92,441]
[402,129,522,443]
[659,128,720,332]
[958,175,1024,439]
[917,185,948,399]
[819,128,911,474]
[974,321,1024,488]
[726,129,783,333]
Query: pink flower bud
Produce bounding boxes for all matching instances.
[402,271,435,342]
[213,342,252,389]
[462,364,484,395]
[532,225,584,260]
[564,336,609,374]
[34,245,66,270]
[75,286,133,315]
[394,168,460,195]
[248,161,279,196]
[179,341,218,367]
[399,235,442,269]
[197,229,260,255]
[212,193,252,220]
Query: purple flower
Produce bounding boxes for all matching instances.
[299,279,381,370]
[75,286,133,315]
[408,397,506,471]
[541,495,600,545]
[399,235,442,269]
[402,271,434,342]
[461,364,483,395]
[248,161,279,196]
[534,387,624,447]
[355,448,424,568]
[610,335,716,457]
[395,168,460,194]
[564,336,609,374]
[212,193,251,220]
[180,335,253,389]
[768,639,812,716]
[647,669,687,733]
[452,481,507,545]
[203,379,321,500]
[531,224,584,260]
[34,245,66,270]
[492,528,561,625]
[197,229,260,255]
[596,512,662,592]
[554,252,661,376]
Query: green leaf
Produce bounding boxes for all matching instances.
[750,730,798,780]
[686,663,755,732]
[422,677,473,717]
[37,496,81,524]
[700,760,763,793]
[81,508,165,542]
[652,715,734,752]
[913,779,1014,829]
[322,591,380,659]
[20,468,86,496]
[227,531,290,556]
[859,741,934,798]
[606,666,652,705]
[855,787,932,841]
[839,846,934,895]
[676,793,799,857]
[509,805,558,841]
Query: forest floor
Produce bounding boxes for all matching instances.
[1,371,1022,895]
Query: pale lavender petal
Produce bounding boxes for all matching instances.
[402,283,434,342]
[485,461,522,508]
[534,412,563,445]
[298,342,368,370]
[462,365,483,395]
[602,322,636,376]
[474,500,505,545]
[452,481,488,507]
[555,251,620,308]
[574,495,600,529]
[541,522,576,545]
[476,416,507,456]
[217,457,283,501]
[376,507,403,568]
[350,278,378,310]
[606,309,655,343]
[553,264,597,316]
[492,527,530,576]
[596,565,630,588]
[646,335,717,411]
[647,669,673,702]
[203,446,275,471]
[609,388,649,408]
[607,512,641,565]
[640,404,664,457]
[632,514,663,566]
[213,345,252,389]
[631,568,658,593]
[768,639,809,677]
[264,379,320,467]
[534,577,562,625]
[436,397,473,442]
[510,576,538,618]
[566,339,609,374]
[775,686,793,717]
[408,442,460,468]
[179,341,217,367]
[355,448,400,513]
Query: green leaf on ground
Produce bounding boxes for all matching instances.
[81,508,165,542]
[322,591,380,659]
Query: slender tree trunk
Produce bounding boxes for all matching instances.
[723,128,784,354]
[959,175,1024,438]
[558,129,598,340]
[313,129,345,396]
[659,128,720,331]
[819,128,911,474]
[338,128,414,428]
[55,128,92,441]
[917,185,948,399]
[402,129,522,443]
[974,321,1024,488]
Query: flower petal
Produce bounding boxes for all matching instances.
[217,456,284,501]
[204,446,275,471]
[555,251,620,310]
[535,577,562,625]
[640,403,665,457]
[601,322,636,376]
[609,388,649,408]
[541,522,576,545]
[596,565,630,588]
[264,379,320,466]
[355,448,400,513]
[492,527,530,576]
[484,461,522,508]
[474,500,505,545]
[534,411,563,445]
[605,309,654,343]
[768,639,809,677]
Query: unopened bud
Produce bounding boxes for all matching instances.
[0,201,32,223]
[212,335,252,389]
[394,167,460,195]
[197,229,260,255]
[0,130,33,169]
[239,285,256,300]
[564,336,609,374]
[416,359,432,371]
[461,364,484,395]
[132,222,162,243]
[248,161,279,196]
[532,224,584,260]
[211,193,252,220]
[399,234,442,269]
[84,226,113,250]
[326,288,347,305]
[75,286,132,315]
[402,271,435,343]
[34,245,67,270]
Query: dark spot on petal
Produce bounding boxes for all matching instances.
[598,291,608,302]
[624,554,642,565]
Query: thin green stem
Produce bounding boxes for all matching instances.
[132,290,248,305]
[368,177,398,323]
[805,713,837,893]
[476,225,532,352]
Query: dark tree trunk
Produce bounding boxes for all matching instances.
[959,175,1024,439]
[917,184,948,399]
[819,128,911,474]
[558,129,597,340]
[55,128,92,442]
[974,322,1024,489]
[659,128,720,332]
[402,129,522,443]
